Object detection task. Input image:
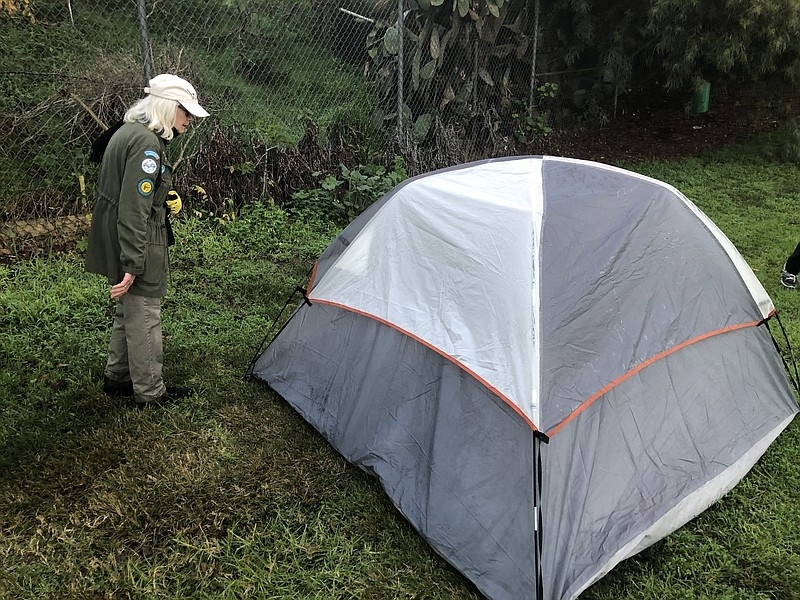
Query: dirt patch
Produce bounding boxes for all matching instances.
[534,83,788,164]
[1,215,91,264]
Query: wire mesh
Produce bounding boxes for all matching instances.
[1,0,591,227]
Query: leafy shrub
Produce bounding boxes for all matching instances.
[776,117,800,163]
[223,200,291,256]
[172,200,337,268]
[511,83,558,145]
[290,157,407,225]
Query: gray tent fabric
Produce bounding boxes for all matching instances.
[249,156,798,599]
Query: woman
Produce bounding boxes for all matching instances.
[85,74,209,407]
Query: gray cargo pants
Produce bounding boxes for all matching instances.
[104,293,168,402]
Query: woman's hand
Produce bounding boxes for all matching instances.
[111,272,136,299]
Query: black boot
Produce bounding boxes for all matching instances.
[103,376,134,397]
[130,385,195,409]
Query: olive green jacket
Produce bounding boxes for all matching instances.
[85,123,173,298]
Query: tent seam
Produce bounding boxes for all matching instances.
[307,297,542,432]
[545,318,765,437]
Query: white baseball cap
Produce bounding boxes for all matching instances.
[144,74,210,118]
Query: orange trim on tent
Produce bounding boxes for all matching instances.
[545,318,766,438]
[307,261,319,291]
[309,296,769,438]
[309,297,541,432]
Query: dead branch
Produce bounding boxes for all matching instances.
[68,91,108,130]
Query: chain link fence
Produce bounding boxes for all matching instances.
[2,0,606,242]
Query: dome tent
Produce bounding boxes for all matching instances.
[248,156,798,599]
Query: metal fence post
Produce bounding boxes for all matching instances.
[529,0,540,116]
[137,0,151,84]
[396,0,404,135]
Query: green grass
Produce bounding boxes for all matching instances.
[1,143,800,599]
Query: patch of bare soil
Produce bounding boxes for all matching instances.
[535,83,787,165]
[1,215,91,264]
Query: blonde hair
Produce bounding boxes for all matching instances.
[123,95,179,141]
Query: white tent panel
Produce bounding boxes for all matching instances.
[310,158,545,426]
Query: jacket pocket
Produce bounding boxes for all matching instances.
[141,242,167,285]
[141,223,168,285]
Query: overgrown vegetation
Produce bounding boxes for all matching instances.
[6,0,800,225]
[2,132,800,598]
[0,0,381,221]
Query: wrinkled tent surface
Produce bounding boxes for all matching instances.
[250,156,798,600]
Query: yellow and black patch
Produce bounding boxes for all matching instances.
[137,178,154,196]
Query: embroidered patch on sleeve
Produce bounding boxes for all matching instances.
[144,150,160,159]
[137,179,154,196]
[141,158,158,174]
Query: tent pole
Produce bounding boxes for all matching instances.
[765,314,800,395]
[244,268,314,378]
[533,433,545,600]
